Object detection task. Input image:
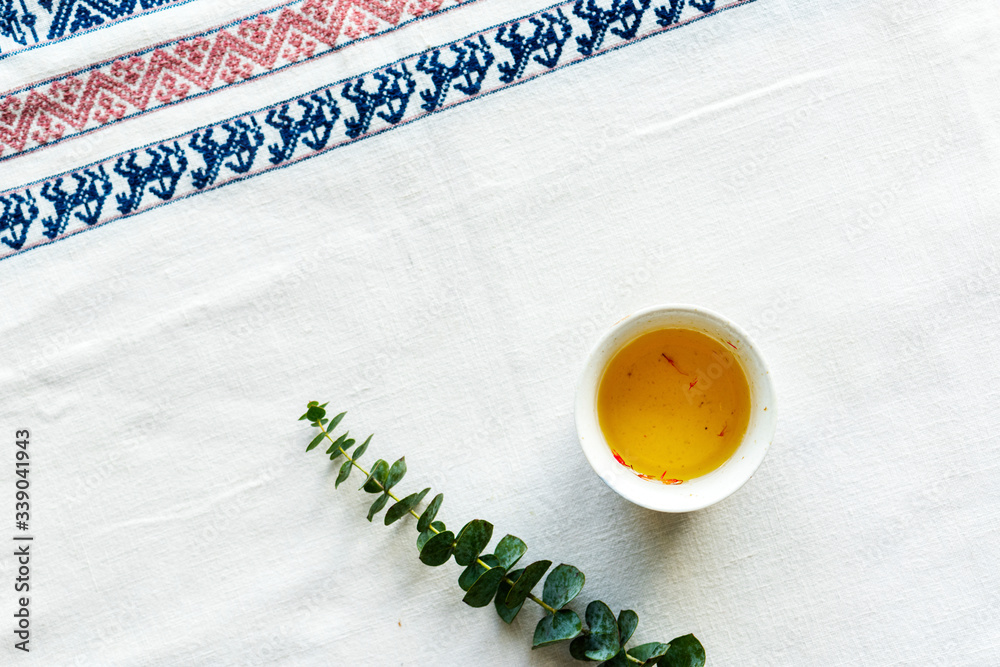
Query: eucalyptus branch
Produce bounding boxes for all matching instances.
[300,401,706,666]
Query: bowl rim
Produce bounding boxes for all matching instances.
[574,303,777,512]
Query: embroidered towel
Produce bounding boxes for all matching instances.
[1,0,998,664]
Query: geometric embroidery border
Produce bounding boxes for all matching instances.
[0,0,480,161]
[0,0,195,60]
[0,0,757,261]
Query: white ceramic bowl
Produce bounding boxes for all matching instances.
[575,304,777,512]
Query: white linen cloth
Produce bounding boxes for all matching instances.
[1,0,999,664]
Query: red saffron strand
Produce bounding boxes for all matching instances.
[660,353,688,375]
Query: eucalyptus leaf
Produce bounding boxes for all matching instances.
[385,488,430,526]
[494,534,527,570]
[326,432,349,455]
[361,459,388,493]
[367,493,389,522]
[572,600,620,661]
[330,438,354,460]
[305,431,325,452]
[385,457,406,490]
[418,530,455,566]
[462,565,506,608]
[618,609,638,646]
[335,459,352,488]
[453,519,494,567]
[542,563,585,610]
[417,493,443,533]
[352,435,372,461]
[327,411,346,432]
[301,405,706,664]
[532,609,582,649]
[494,568,524,624]
[658,635,705,667]
[628,643,670,663]
[459,555,500,592]
[505,560,551,609]
[416,521,446,552]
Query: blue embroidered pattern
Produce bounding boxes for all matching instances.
[0,0,190,56]
[0,191,36,250]
[39,165,112,237]
[0,0,756,260]
[342,65,417,139]
[0,1,39,48]
[573,0,650,56]
[188,120,265,191]
[264,92,341,165]
[415,37,495,113]
[112,142,187,214]
[495,10,573,83]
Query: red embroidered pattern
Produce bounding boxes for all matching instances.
[0,0,467,160]
[0,0,756,260]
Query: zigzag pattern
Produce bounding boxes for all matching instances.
[0,0,754,260]
[0,0,188,55]
[0,0,470,159]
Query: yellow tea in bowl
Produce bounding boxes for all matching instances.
[596,328,751,483]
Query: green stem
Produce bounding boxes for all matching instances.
[317,421,561,618]
[318,423,421,520]
[317,419,645,662]
[524,591,558,615]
